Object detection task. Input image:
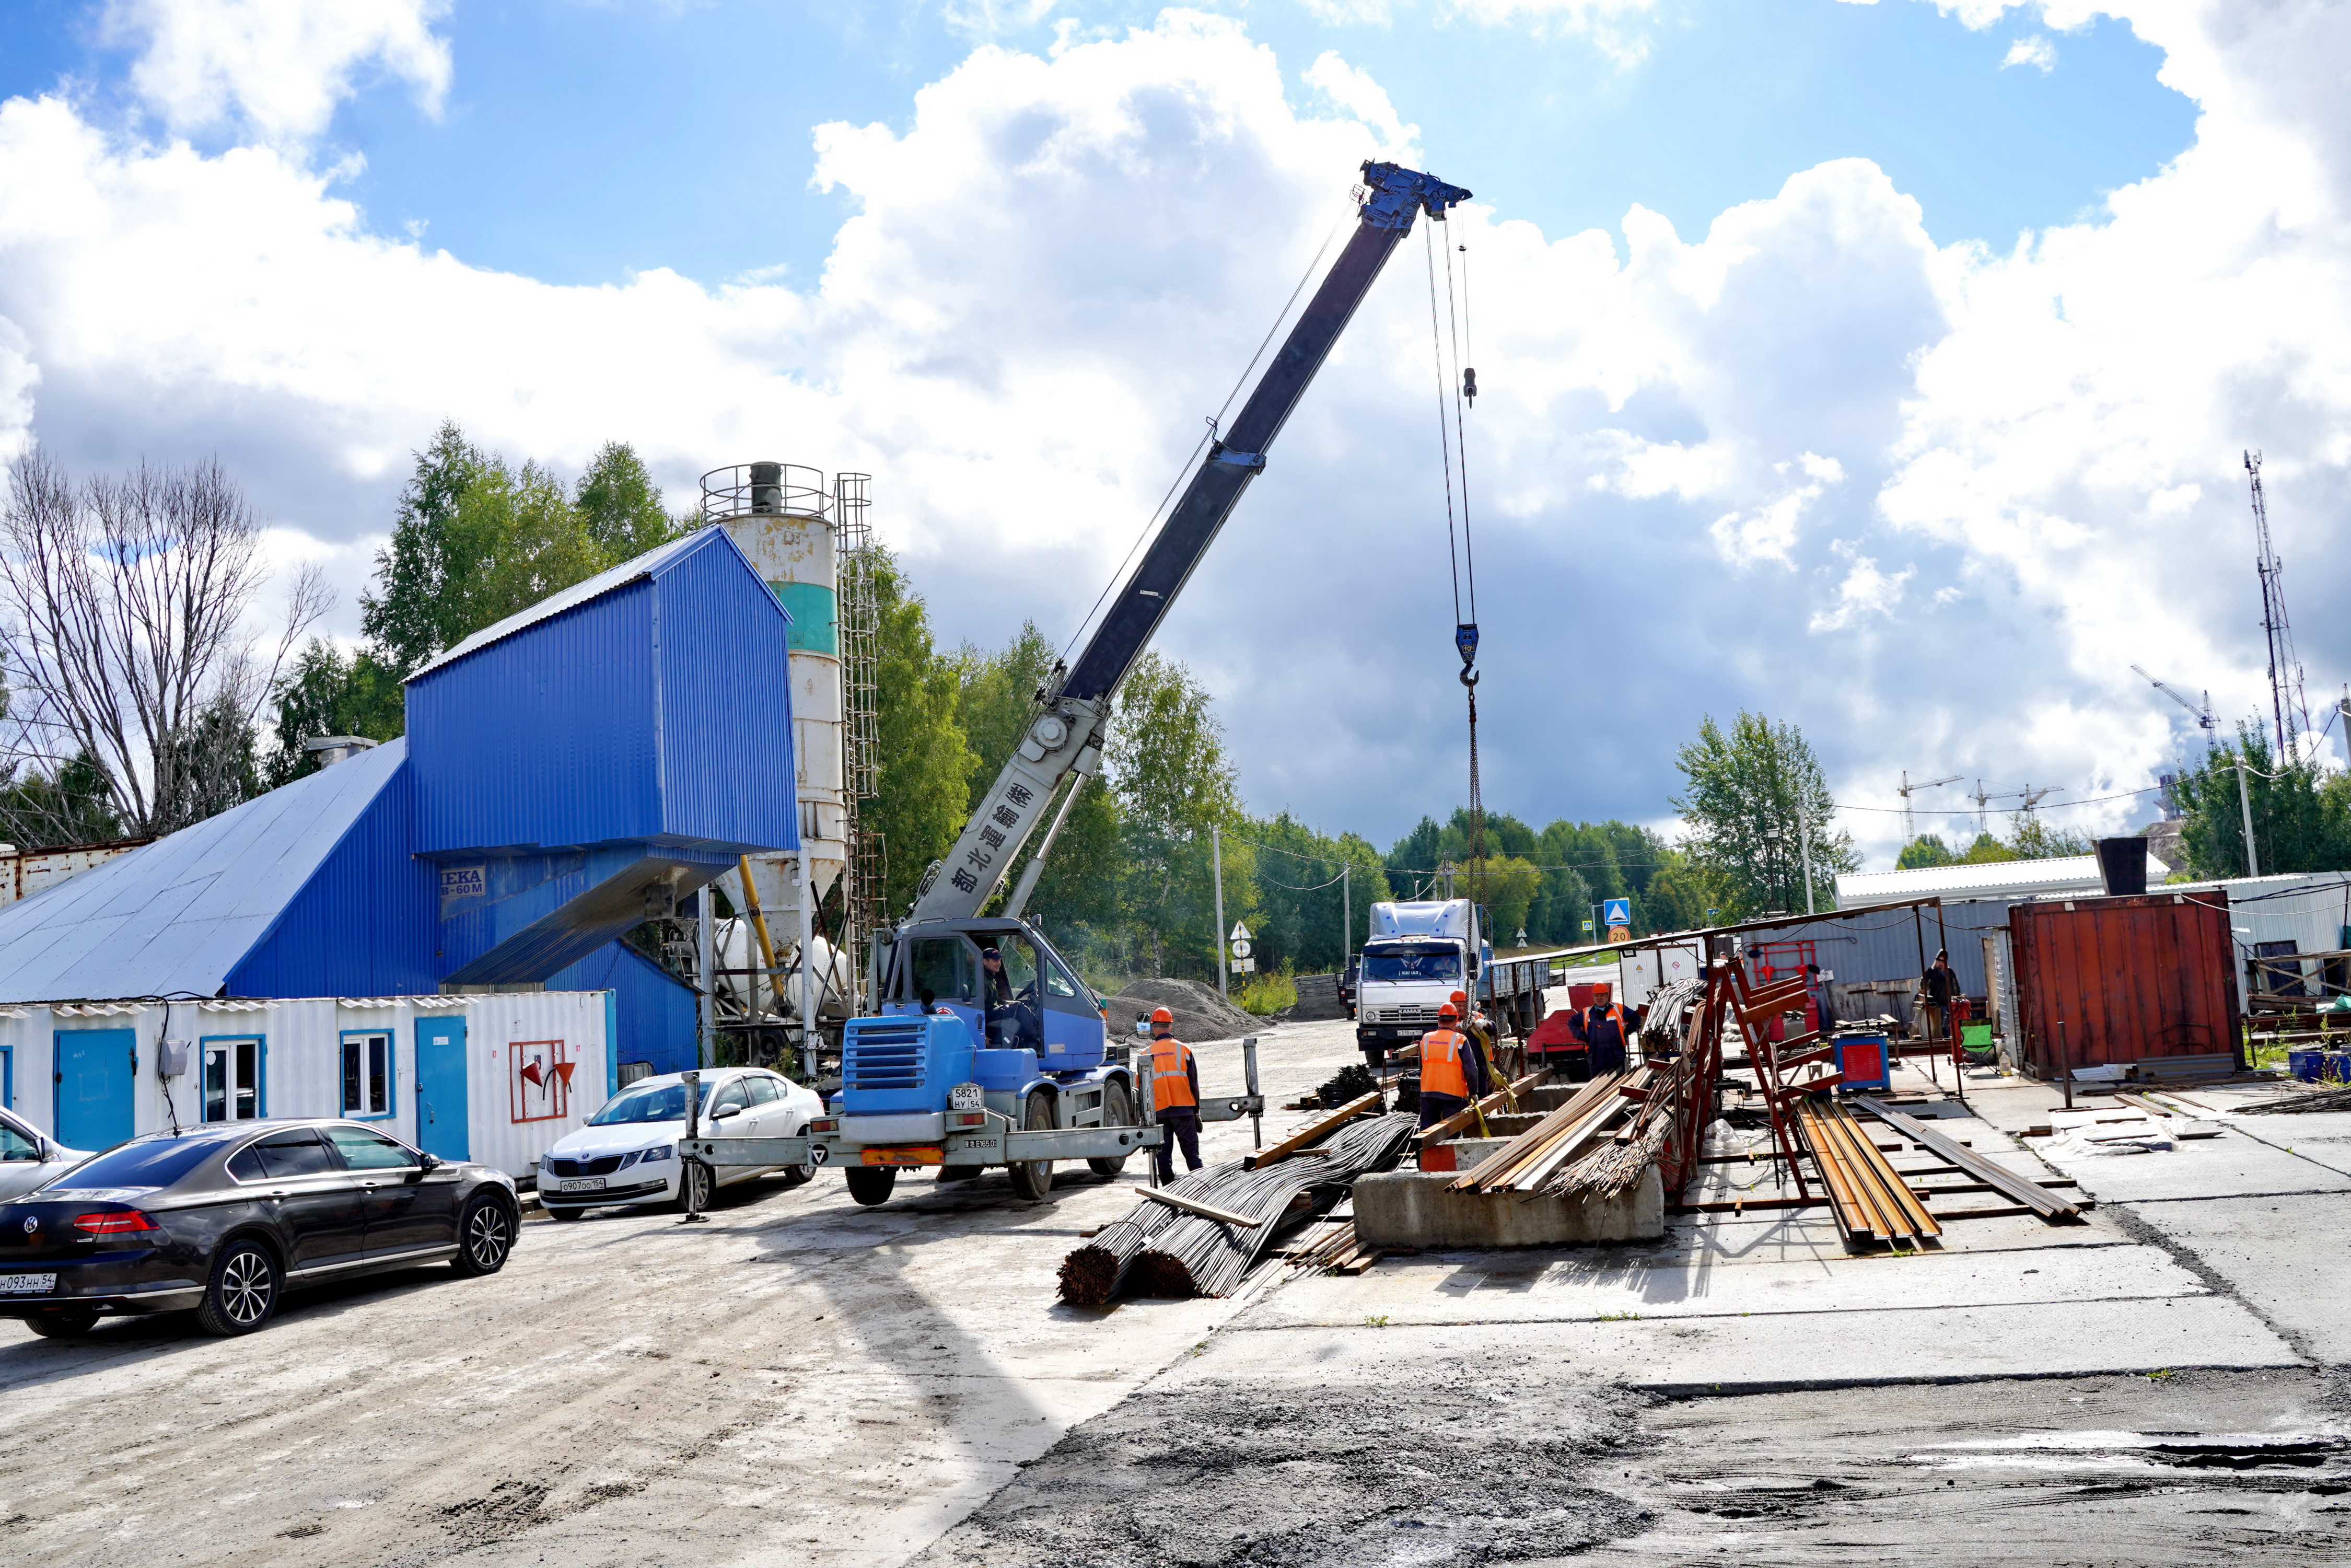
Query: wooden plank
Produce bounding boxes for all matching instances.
[1246,1090,1384,1169]
[1405,1070,1552,1149]
[1137,1186,1266,1228]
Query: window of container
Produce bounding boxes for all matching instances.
[341,1029,395,1119]
[201,1036,265,1122]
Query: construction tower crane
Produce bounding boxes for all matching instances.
[2246,451,2312,759]
[1898,770,1962,845]
[2130,664,2219,747]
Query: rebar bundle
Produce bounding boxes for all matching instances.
[1061,1113,1416,1306]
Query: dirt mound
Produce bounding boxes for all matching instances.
[1101,976,1258,1042]
[908,1362,1648,1567]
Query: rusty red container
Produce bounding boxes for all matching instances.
[2009,891,2241,1077]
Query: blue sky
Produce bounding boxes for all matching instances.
[0,2,2336,867]
[1,2,2193,289]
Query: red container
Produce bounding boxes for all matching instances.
[1568,983,1597,1012]
[2009,891,2242,1077]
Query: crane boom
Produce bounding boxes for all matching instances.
[907,160,1472,925]
[2129,664,2217,729]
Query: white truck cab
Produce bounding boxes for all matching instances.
[1353,899,1484,1066]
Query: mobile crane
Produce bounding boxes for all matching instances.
[688,160,1473,1205]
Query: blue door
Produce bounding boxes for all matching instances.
[54,1029,135,1151]
[413,1017,470,1162]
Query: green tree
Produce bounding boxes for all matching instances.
[2174,728,2351,877]
[1469,854,1543,945]
[2005,816,2093,860]
[1108,652,1254,980]
[1242,814,1389,975]
[1896,834,1954,870]
[1671,711,1857,919]
[263,639,406,788]
[574,441,685,561]
[362,421,492,677]
[1642,846,1724,934]
[0,750,122,846]
[867,548,976,915]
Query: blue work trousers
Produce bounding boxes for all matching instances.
[1154,1107,1202,1181]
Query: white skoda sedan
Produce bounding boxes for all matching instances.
[538,1068,822,1219]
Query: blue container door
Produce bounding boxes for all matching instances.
[414,1016,471,1162]
[54,1029,135,1150]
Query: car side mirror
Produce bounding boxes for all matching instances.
[418,1153,443,1173]
[712,1102,743,1121]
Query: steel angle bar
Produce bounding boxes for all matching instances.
[1856,1097,2080,1221]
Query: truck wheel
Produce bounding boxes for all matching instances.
[845,1167,897,1206]
[1088,1081,1135,1177]
[1008,1090,1056,1200]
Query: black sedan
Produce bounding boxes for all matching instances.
[0,1119,520,1339]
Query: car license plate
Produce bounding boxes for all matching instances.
[0,1273,57,1295]
[861,1145,945,1167]
[558,1178,606,1193]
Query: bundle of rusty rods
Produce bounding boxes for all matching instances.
[1445,1069,1639,1194]
[1058,1113,1416,1306]
[1547,1042,1706,1199]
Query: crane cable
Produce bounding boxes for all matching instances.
[1425,213,1485,877]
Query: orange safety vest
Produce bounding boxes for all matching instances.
[1149,1038,1197,1110]
[1419,1029,1471,1099]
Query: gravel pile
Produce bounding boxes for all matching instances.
[1100,976,1260,1042]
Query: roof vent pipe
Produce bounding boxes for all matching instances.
[301,735,380,769]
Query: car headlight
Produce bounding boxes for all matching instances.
[637,1144,675,1164]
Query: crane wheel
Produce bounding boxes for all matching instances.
[1008,1090,1057,1200]
[845,1167,897,1206]
[1088,1081,1134,1177]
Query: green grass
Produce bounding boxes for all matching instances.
[1237,969,1298,1016]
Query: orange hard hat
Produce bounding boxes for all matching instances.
[1150,1007,1174,1025]
[1437,1002,1459,1020]
[1450,990,1468,1006]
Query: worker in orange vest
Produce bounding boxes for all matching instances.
[1145,1007,1203,1181]
[1584,986,1632,1075]
[1450,987,1502,1088]
[1416,1002,1489,1129]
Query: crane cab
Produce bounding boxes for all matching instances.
[875,916,1109,1067]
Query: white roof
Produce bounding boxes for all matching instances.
[1834,852,2160,909]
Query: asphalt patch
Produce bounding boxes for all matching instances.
[910,1360,1651,1567]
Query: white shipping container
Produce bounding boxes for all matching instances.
[0,990,616,1181]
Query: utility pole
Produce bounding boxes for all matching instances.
[1342,864,1352,965]
[1798,812,1818,916]
[2236,754,2261,879]
[1212,822,1228,997]
[696,889,714,1070]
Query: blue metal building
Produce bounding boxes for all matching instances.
[0,526,796,1077]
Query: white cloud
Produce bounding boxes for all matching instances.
[1302,52,1416,161]
[1301,0,1394,23]
[1809,543,1914,632]
[2002,35,2057,73]
[4,3,2351,862]
[104,0,452,143]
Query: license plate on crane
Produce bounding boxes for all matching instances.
[861,1145,945,1167]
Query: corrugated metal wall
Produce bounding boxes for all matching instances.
[549,941,698,1077]
[654,529,799,850]
[228,757,439,998]
[409,578,665,855]
[2010,892,2241,1074]
[0,992,614,1179]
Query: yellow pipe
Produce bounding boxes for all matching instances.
[737,855,784,1020]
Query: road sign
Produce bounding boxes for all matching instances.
[1229,922,1252,942]
[1581,920,1595,934]
[1602,898,1631,928]
[1234,957,1256,974]
[1607,925,1631,943]
[1230,939,1252,960]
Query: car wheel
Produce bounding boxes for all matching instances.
[24,1306,100,1339]
[1008,1090,1056,1200]
[1088,1079,1135,1177]
[777,1157,818,1188]
[452,1194,516,1277]
[196,1238,281,1337]
[673,1158,715,1214]
[845,1167,897,1206]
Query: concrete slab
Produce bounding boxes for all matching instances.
[2119,1194,2351,1363]
[1354,1166,1662,1247]
[1179,1295,2303,1394]
[2034,1127,2351,1202]
[1252,1242,2209,1328]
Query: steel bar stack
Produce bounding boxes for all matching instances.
[1856,1097,2082,1222]
[1794,1097,1942,1247]
[1062,1113,1416,1305]
[1447,1070,1637,1194]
